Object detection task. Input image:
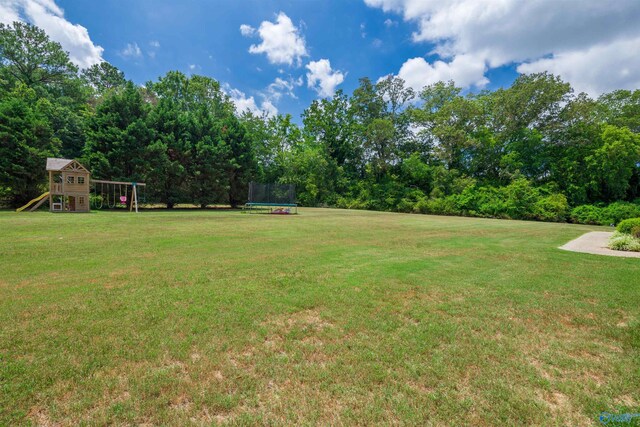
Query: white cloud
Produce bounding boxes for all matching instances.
[1,0,103,68]
[517,36,640,96]
[242,12,307,66]
[266,76,303,101]
[383,18,397,27]
[189,64,196,71]
[226,86,278,117]
[148,40,160,58]
[306,59,345,98]
[0,1,21,24]
[398,55,488,93]
[121,42,141,58]
[239,24,255,36]
[364,0,640,95]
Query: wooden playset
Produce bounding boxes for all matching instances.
[16,158,145,213]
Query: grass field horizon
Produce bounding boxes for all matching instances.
[1,208,638,425]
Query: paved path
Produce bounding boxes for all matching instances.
[559,231,640,258]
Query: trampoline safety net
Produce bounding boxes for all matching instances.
[248,182,296,205]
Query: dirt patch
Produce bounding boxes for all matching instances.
[537,390,592,425]
[615,395,638,407]
[263,309,334,333]
[28,406,57,427]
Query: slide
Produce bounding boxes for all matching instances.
[16,191,50,212]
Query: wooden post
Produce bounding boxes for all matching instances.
[48,170,52,212]
[129,184,133,212]
[133,184,138,213]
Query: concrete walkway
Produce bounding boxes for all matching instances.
[559,231,640,258]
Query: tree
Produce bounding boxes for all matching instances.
[0,84,59,206]
[350,77,384,126]
[364,118,395,175]
[84,82,151,182]
[302,90,361,179]
[220,115,256,207]
[376,75,415,121]
[587,125,640,201]
[598,89,640,133]
[0,22,78,90]
[82,61,126,95]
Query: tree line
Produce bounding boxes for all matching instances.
[1,22,639,223]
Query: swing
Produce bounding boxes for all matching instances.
[119,184,127,205]
[93,182,104,209]
[107,183,116,208]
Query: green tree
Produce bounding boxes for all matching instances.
[0,84,59,206]
[219,115,256,207]
[82,61,126,95]
[84,82,151,182]
[587,125,640,201]
[0,21,78,92]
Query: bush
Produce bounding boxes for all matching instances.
[602,202,640,225]
[570,205,606,225]
[397,197,416,213]
[532,193,569,222]
[617,218,640,234]
[502,178,539,219]
[632,226,640,239]
[414,197,458,215]
[608,231,640,252]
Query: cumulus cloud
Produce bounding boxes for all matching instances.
[239,24,254,36]
[241,12,307,66]
[0,1,21,24]
[364,0,640,95]
[306,59,345,98]
[1,0,103,68]
[267,76,303,101]
[383,18,397,28]
[398,55,488,92]
[121,42,141,58]
[517,36,640,96]
[226,86,278,117]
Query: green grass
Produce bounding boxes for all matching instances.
[1,208,638,425]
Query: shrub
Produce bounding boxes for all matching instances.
[632,226,640,239]
[617,218,640,234]
[397,197,416,213]
[532,193,569,222]
[608,232,640,252]
[415,197,458,215]
[502,178,539,219]
[570,205,606,225]
[602,202,640,225]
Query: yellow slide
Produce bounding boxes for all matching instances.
[16,191,50,212]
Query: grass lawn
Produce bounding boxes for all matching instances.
[1,208,638,425]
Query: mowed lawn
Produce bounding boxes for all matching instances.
[1,209,638,426]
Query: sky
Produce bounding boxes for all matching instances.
[2,0,640,120]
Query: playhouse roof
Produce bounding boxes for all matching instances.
[46,158,88,173]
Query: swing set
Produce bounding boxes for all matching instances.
[91,180,147,212]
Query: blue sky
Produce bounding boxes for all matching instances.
[56,0,491,118]
[3,0,640,120]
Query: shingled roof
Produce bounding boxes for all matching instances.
[46,158,74,171]
[46,158,89,173]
